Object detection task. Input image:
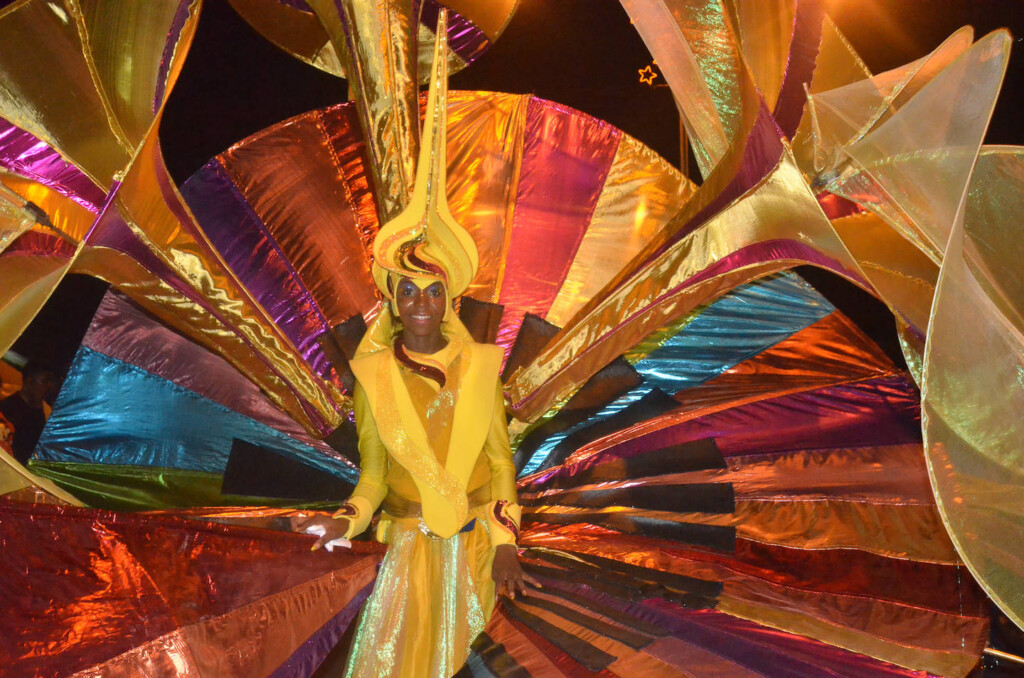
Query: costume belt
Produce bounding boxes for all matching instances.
[382,485,491,540]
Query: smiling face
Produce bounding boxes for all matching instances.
[394,276,448,349]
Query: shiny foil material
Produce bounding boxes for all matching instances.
[0,500,381,677]
[496,98,621,349]
[307,0,420,222]
[227,0,518,77]
[923,148,1024,631]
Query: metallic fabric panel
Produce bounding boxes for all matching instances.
[0,0,129,188]
[0,252,76,358]
[77,0,198,146]
[497,98,621,349]
[74,240,333,438]
[34,347,355,481]
[181,160,336,380]
[444,91,529,302]
[111,115,343,433]
[545,132,696,328]
[0,118,105,210]
[217,107,380,326]
[519,273,835,473]
[82,292,344,462]
[506,151,865,421]
[307,0,419,221]
[923,147,1024,631]
[677,311,898,410]
[823,31,1010,263]
[0,173,97,245]
[619,0,732,175]
[733,0,796,115]
[1,500,380,677]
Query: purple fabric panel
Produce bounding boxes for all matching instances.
[644,105,785,267]
[267,582,373,678]
[152,0,194,114]
[529,375,920,488]
[523,574,922,678]
[773,0,826,139]
[0,118,105,211]
[180,160,334,379]
[420,0,490,65]
[638,601,927,678]
[496,98,621,346]
[146,144,334,434]
[678,237,868,291]
[81,291,346,463]
[86,205,333,436]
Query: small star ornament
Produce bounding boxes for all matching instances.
[638,64,658,86]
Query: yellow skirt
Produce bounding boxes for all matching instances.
[344,508,496,678]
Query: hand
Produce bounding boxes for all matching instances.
[491,544,540,600]
[291,513,351,551]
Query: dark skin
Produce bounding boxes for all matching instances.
[296,276,538,598]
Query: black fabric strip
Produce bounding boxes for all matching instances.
[469,634,532,678]
[530,482,735,514]
[502,600,618,672]
[524,510,736,552]
[501,313,560,383]
[531,388,681,473]
[529,549,723,600]
[538,585,669,637]
[543,437,726,490]
[515,357,642,468]
[516,595,653,649]
[521,560,720,611]
[458,296,504,345]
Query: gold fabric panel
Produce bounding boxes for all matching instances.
[821,31,1010,263]
[731,0,795,112]
[445,91,529,302]
[545,133,696,328]
[77,0,200,148]
[0,254,75,357]
[790,15,872,175]
[0,0,129,187]
[923,147,1024,630]
[718,596,983,678]
[307,0,419,222]
[829,211,937,333]
[228,0,517,79]
[0,174,96,245]
[226,0,344,75]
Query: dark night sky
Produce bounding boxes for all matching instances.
[14,0,1024,372]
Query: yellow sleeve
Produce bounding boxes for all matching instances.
[334,382,389,538]
[483,379,521,547]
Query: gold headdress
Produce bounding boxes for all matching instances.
[370,10,479,305]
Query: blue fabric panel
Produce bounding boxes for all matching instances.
[520,273,835,475]
[35,347,357,483]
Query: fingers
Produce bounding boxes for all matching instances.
[310,534,326,551]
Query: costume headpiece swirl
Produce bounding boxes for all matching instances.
[370,10,479,301]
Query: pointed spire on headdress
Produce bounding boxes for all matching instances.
[371,9,479,300]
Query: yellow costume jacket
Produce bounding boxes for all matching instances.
[341,336,521,546]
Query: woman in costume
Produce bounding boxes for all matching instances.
[295,24,535,674]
